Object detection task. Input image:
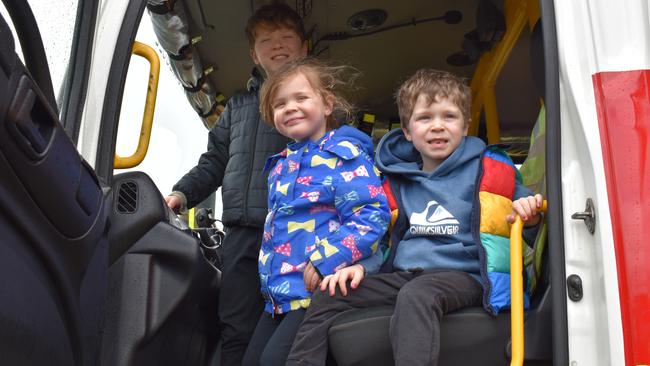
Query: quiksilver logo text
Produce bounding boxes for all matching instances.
[408,200,461,237]
[409,225,460,235]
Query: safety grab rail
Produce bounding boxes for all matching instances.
[114,41,160,169]
[469,0,540,143]
[509,199,547,366]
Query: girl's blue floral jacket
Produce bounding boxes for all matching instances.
[260,125,390,314]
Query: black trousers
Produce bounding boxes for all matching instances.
[286,270,483,366]
[242,309,306,366]
[219,226,265,366]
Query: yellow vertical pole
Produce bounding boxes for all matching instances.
[509,200,547,366]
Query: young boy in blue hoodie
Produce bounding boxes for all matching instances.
[286,69,543,366]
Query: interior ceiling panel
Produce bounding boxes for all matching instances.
[185,0,479,121]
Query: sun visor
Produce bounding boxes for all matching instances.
[146,0,222,129]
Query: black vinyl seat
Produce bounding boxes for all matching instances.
[329,304,512,366]
[329,284,552,366]
[328,250,552,366]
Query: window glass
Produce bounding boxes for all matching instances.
[0,1,79,108]
[115,12,219,216]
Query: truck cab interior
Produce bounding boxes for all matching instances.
[0,0,567,365]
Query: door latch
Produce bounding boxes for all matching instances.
[571,198,595,234]
[567,274,583,302]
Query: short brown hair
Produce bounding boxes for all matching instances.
[395,69,471,129]
[245,2,306,46]
[260,57,357,131]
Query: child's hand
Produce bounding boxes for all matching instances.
[303,262,322,292]
[165,195,182,213]
[320,264,365,297]
[507,194,544,226]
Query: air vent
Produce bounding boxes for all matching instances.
[116,181,138,214]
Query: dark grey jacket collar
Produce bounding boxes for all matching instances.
[247,67,265,93]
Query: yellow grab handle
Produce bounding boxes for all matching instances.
[509,199,547,366]
[114,41,160,169]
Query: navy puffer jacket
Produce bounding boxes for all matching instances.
[173,70,290,227]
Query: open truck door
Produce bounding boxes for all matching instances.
[0,1,220,365]
[0,1,108,364]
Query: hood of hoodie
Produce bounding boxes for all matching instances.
[265,124,375,173]
[324,124,375,158]
[375,128,487,276]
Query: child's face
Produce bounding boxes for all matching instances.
[271,72,333,142]
[402,94,468,172]
[250,25,308,76]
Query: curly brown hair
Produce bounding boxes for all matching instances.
[245,2,306,46]
[259,57,358,131]
[395,69,471,129]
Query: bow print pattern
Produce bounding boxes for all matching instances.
[341,235,362,262]
[368,184,385,198]
[309,205,337,215]
[296,176,313,185]
[259,129,390,314]
[288,160,300,173]
[334,191,360,206]
[348,221,372,235]
[340,165,369,182]
[275,242,292,256]
[271,162,283,177]
[328,219,341,232]
[311,155,338,169]
[300,191,320,203]
[277,203,294,215]
[287,220,316,233]
[280,261,307,274]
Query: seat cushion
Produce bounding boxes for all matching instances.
[328,306,512,366]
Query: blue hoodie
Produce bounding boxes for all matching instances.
[261,125,390,314]
[375,129,533,280]
[376,129,484,278]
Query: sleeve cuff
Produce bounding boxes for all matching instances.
[357,248,384,275]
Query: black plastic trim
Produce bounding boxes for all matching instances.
[60,0,99,143]
[94,0,146,184]
[1,0,57,110]
[539,0,569,364]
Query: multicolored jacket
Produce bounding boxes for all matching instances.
[375,130,537,315]
[260,125,390,314]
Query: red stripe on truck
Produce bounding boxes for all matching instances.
[593,69,650,365]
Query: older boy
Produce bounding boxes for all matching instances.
[164,4,308,365]
[286,69,543,366]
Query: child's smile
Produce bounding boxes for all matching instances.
[427,137,449,148]
[251,26,307,76]
[403,94,468,172]
[272,72,333,142]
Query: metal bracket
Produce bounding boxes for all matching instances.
[571,198,596,234]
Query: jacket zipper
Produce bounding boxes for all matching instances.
[473,149,496,316]
[241,111,260,225]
